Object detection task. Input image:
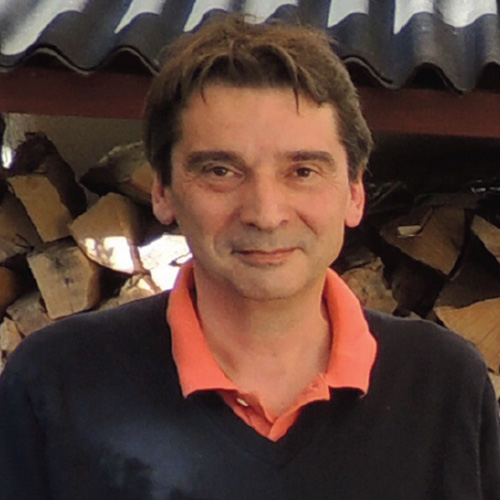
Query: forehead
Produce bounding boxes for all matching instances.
[181,84,335,122]
[175,85,345,156]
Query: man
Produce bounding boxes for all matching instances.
[1,15,499,500]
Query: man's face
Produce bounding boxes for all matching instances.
[153,85,365,301]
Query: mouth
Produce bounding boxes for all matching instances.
[234,248,296,266]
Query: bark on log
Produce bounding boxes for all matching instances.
[0,191,42,263]
[0,267,23,316]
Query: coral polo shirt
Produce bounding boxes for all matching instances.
[167,261,377,441]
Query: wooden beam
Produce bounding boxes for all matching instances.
[2,67,500,139]
[359,87,500,139]
[0,67,151,119]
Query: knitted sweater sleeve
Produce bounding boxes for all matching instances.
[479,376,500,500]
[0,367,51,500]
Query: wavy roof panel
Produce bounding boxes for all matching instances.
[0,0,499,91]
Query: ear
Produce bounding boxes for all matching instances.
[344,176,365,228]
[152,174,176,225]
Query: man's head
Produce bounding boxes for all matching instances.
[147,15,371,301]
[144,14,373,186]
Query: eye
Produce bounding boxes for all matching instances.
[204,165,232,177]
[295,167,315,178]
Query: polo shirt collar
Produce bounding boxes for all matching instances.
[167,261,377,397]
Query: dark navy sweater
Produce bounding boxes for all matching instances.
[0,293,499,499]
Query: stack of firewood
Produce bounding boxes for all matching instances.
[335,203,500,392]
[1,133,499,397]
[0,133,189,372]
[334,149,500,393]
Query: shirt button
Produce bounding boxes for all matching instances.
[236,397,249,407]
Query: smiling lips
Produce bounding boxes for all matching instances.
[235,248,297,265]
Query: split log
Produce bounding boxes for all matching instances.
[81,142,153,205]
[6,291,53,336]
[69,192,143,274]
[0,317,22,354]
[388,253,444,317]
[7,133,86,242]
[490,372,500,400]
[341,257,397,314]
[380,206,465,275]
[435,237,500,309]
[0,267,23,316]
[27,242,101,319]
[139,234,191,291]
[0,176,7,198]
[471,216,500,265]
[334,239,378,275]
[394,206,432,237]
[435,297,500,373]
[0,191,42,262]
[99,274,158,310]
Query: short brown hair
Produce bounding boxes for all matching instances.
[144,14,373,185]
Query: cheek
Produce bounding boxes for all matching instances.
[176,198,229,244]
[298,194,348,231]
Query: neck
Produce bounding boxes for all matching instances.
[193,268,332,413]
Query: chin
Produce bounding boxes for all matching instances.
[228,273,315,302]
[238,288,294,301]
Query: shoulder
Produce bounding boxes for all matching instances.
[364,309,488,386]
[2,293,171,382]
[364,309,485,363]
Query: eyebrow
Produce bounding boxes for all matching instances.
[184,149,337,171]
[285,150,337,168]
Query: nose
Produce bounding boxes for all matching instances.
[238,174,290,231]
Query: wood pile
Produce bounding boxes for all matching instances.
[0,133,190,371]
[1,132,500,400]
[334,142,500,392]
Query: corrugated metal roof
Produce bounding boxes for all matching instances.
[0,0,499,92]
